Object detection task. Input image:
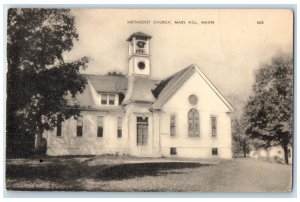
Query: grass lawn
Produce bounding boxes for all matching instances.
[6,156,292,192]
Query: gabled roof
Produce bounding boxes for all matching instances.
[152,65,194,99]
[151,64,234,112]
[66,65,233,112]
[126,32,152,41]
[67,74,160,108]
[65,81,95,107]
[65,81,125,112]
[83,74,127,94]
[65,74,127,110]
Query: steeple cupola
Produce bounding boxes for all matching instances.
[127,32,152,77]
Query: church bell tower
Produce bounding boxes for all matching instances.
[127,32,152,77]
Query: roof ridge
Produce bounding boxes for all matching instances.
[152,65,195,103]
[161,64,194,82]
[82,73,161,82]
[82,74,113,76]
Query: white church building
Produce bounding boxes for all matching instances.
[43,32,234,158]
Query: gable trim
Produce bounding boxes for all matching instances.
[193,64,234,112]
[87,79,98,105]
[151,64,234,112]
[151,65,195,109]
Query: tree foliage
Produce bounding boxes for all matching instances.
[232,118,250,157]
[227,94,250,157]
[105,71,125,76]
[243,54,293,164]
[7,8,89,156]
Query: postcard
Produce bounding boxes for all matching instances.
[6,8,293,192]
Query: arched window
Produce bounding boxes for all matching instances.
[188,108,200,137]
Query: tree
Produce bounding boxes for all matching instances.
[243,54,293,164]
[227,94,250,157]
[106,71,125,76]
[232,118,250,158]
[7,8,90,157]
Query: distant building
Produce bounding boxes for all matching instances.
[250,146,292,163]
[42,32,234,158]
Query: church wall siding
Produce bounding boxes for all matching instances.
[42,32,233,159]
[158,71,232,158]
[45,111,128,156]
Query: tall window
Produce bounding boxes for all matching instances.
[56,119,62,137]
[170,114,176,136]
[188,108,200,137]
[97,116,104,137]
[101,94,107,105]
[211,116,217,137]
[109,94,115,105]
[117,117,122,138]
[76,116,83,137]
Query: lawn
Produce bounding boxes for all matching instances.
[6,156,292,192]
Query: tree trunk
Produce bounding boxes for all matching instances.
[282,144,289,165]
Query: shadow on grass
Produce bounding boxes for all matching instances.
[6,160,211,190]
[95,162,208,181]
[6,164,79,181]
[7,161,208,181]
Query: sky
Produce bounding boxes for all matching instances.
[63,9,293,100]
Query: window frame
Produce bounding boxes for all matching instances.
[170,114,176,136]
[97,116,104,138]
[56,121,62,137]
[76,116,83,137]
[137,116,148,146]
[211,115,217,138]
[56,114,63,137]
[101,93,108,105]
[109,93,115,105]
[212,148,218,156]
[188,108,200,137]
[117,117,122,138]
[100,93,116,105]
[170,147,177,155]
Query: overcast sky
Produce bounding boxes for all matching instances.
[63,9,293,100]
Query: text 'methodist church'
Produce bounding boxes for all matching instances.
[42,32,234,158]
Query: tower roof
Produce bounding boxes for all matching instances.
[126,32,152,41]
[122,76,158,105]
